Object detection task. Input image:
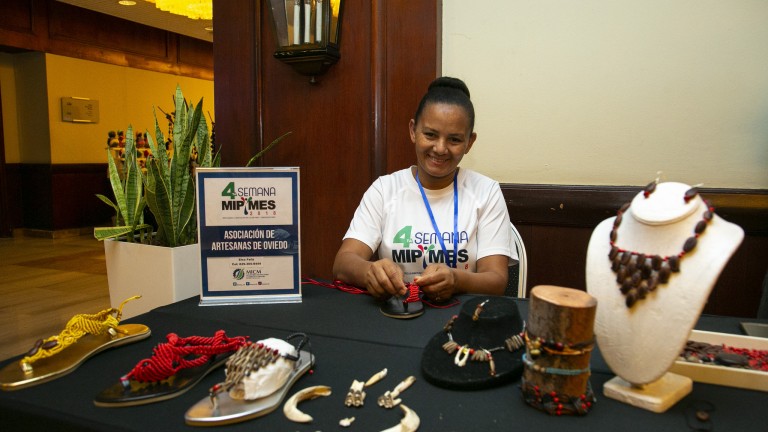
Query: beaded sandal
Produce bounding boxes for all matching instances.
[380,283,425,319]
[94,330,248,407]
[185,333,314,426]
[0,296,150,391]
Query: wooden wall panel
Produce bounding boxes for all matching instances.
[257,0,374,279]
[381,0,441,175]
[19,164,53,230]
[0,0,212,80]
[214,0,439,278]
[47,2,169,60]
[0,0,35,36]
[14,164,113,231]
[50,164,113,230]
[212,0,258,167]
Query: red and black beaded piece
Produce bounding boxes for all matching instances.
[609,192,715,308]
[520,379,595,416]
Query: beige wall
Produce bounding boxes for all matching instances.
[443,0,768,189]
[2,53,214,164]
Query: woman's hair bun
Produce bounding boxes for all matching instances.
[428,76,471,99]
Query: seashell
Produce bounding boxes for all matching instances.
[230,338,297,400]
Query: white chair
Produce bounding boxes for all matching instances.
[507,222,528,298]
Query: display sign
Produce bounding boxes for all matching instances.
[196,167,301,305]
[61,97,99,123]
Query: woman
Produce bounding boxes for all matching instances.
[332,77,517,302]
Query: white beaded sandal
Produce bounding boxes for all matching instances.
[184,333,314,426]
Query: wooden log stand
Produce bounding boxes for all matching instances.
[521,285,598,416]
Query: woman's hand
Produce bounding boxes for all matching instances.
[332,239,407,300]
[364,259,407,300]
[414,264,457,302]
[414,255,510,299]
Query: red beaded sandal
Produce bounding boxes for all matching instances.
[0,296,150,391]
[94,330,247,407]
[185,333,314,426]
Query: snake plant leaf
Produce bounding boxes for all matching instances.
[105,149,127,224]
[95,194,119,215]
[149,107,170,181]
[122,125,143,228]
[174,173,197,245]
[246,131,294,167]
[169,97,201,233]
[196,112,211,168]
[94,224,153,242]
[145,157,177,246]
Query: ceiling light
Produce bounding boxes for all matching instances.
[145,0,212,20]
[118,1,137,5]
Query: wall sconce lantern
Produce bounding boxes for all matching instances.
[267,0,344,83]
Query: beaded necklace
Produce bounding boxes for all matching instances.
[441,313,524,376]
[609,185,714,308]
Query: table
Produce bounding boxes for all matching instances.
[1,282,766,431]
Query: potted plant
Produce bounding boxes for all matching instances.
[95,85,290,318]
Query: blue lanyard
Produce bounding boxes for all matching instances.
[416,170,459,268]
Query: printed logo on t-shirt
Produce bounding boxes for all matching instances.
[390,225,468,268]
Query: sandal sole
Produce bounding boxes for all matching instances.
[0,323,151,391]
[93,353,233,407]
[380,296,425,319]
[184,349,314,426]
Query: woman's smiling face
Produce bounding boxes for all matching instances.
[410,102,476,190]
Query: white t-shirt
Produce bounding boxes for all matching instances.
[343,167,517,282]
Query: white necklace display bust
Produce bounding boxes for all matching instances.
[586,182,744,411]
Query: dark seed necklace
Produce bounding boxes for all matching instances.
[608,186,715,308]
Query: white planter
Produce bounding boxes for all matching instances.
[104,239,201,319]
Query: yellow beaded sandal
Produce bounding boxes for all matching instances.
[0,296,150,391]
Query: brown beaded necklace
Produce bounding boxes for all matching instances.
[608,184,715,308]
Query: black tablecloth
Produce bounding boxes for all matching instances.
[1,283,766,431]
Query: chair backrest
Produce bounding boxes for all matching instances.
[505,223,528,298]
